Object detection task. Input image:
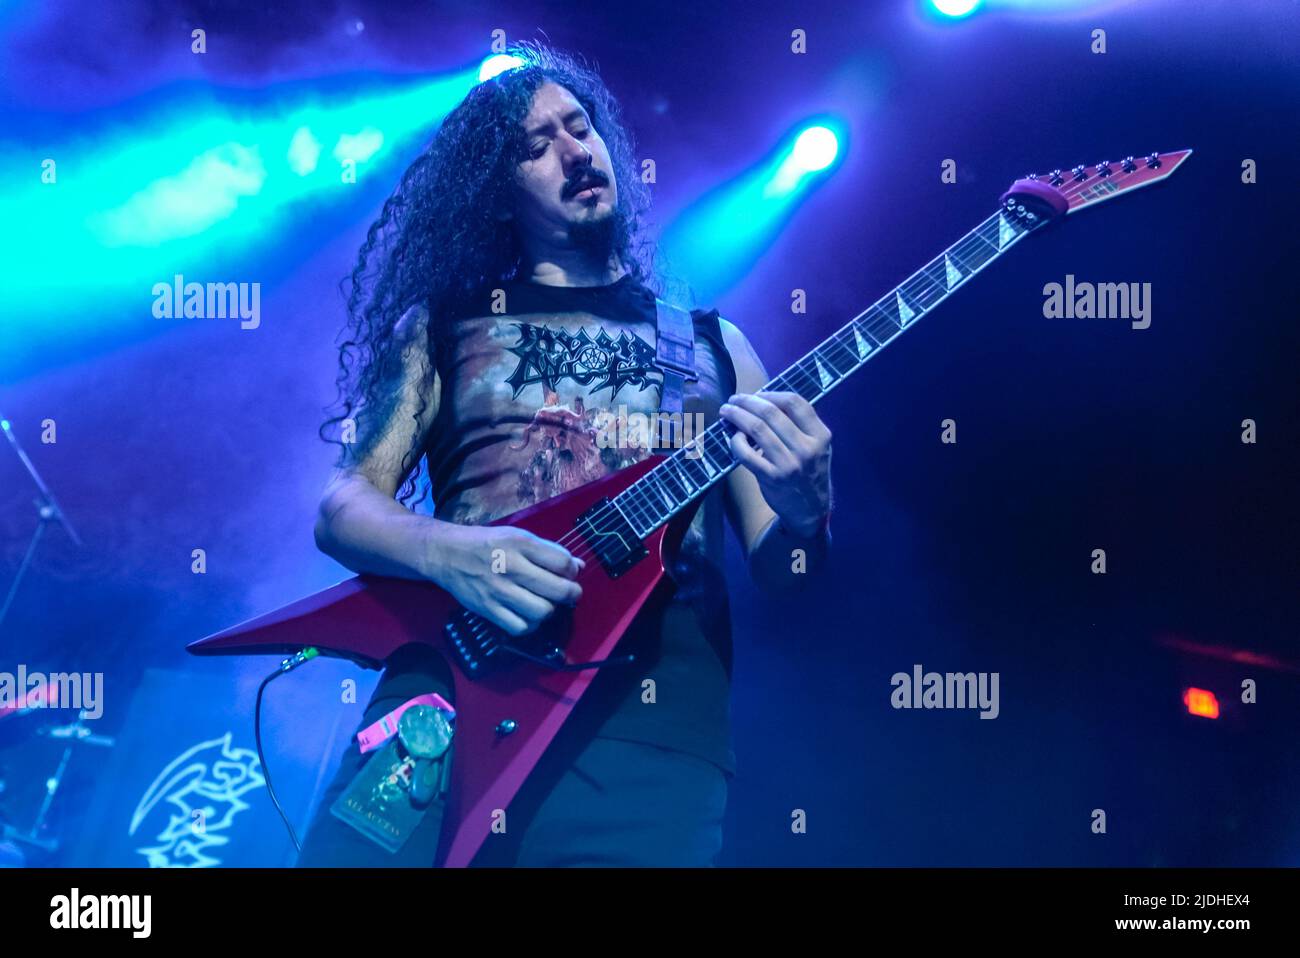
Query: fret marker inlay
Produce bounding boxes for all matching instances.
[896,291,915,326]
[944,254,962,291]
[852,325,873,359]
[696,446,716,476]
[998,213,1016,248]
[814,356,833,388]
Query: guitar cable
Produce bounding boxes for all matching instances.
[254,647,319,854]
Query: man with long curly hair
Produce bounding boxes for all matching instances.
[297,42,833,867]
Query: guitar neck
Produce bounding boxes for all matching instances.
[610,203,1043,539]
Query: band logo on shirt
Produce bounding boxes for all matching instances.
[504,322,661,399]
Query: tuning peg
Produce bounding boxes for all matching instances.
[1096,161,1113,178]
[1071,165,1088,182]
[1121,156,1137,173]
[1145,152,1162,169]
[1048,169,1065,187]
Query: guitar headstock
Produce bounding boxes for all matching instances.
[1008,150,1193,219]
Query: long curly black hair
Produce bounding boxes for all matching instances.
[322,41,660,506]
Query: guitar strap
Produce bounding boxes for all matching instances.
[653,298,697,449]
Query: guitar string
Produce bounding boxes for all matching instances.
[547,207,1017,561]
[482,163,1151,585]
[545,166,1125,569]
[548,176,1086,559]
[549,242,1000,569]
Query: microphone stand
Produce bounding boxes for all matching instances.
[0,415,81,633]
[0,415,90,862]
[2,712,116,856]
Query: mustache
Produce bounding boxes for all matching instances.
[562,168,609,199]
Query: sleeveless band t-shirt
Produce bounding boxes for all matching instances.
[424,273,738,775]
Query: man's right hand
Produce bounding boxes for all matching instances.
[426,523,584,637]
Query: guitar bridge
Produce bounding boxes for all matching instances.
[444,607,516,679]
[444,605,631,679]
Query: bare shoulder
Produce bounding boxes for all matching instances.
[393,302,438,411]
[717,315,768,390]
[347,302,440,486]
[716,315,746,352]
[394,302,431,347]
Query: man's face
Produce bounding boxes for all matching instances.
[511,81,618,247]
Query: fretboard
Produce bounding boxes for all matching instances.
[612,203,1042,538]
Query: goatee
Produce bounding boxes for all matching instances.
[569,208,622,261]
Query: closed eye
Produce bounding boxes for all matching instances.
[527,125,590,160]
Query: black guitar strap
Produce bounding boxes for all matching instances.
[653,298,697,449]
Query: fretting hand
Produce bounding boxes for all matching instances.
[719,391,832,537]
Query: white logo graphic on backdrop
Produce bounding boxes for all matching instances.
[128,732,265,868]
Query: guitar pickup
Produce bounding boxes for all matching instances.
[576,498,647,579]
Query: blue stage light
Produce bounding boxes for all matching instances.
[287,127,322,176]
[792,126,839,173]
[661,117,845,302]
[0,67,481,378]
[479,54,526,82]
[931,0,981,17]
[332,128,385,165]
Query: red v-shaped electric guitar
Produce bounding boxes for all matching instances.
[190,149,1192,866]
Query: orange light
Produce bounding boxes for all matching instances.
[1183,687,1220,719]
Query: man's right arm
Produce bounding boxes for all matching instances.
[313,306,583,636]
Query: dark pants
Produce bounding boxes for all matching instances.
[296,651,728,868]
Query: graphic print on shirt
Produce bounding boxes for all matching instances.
[507,391,651,508]
[503,322,662,400]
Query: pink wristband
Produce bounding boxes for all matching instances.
[357,692,455,754]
